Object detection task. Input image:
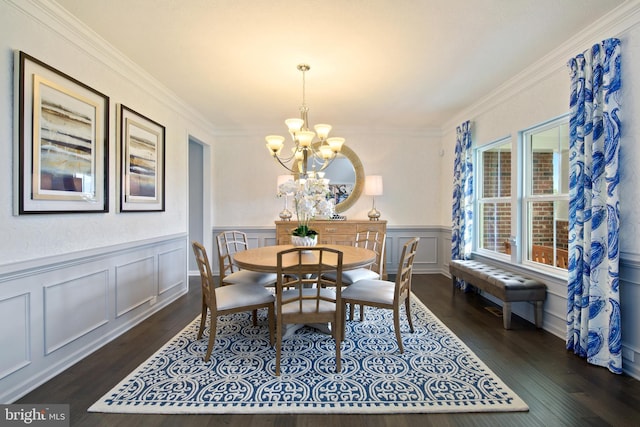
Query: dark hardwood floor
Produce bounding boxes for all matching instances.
[18,274,640,426]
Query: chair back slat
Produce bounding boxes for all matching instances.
[394,237,420,305]
[192,241,217,309]
[277,247,343,317]
[354,230,386,277]
[216,230,250,282]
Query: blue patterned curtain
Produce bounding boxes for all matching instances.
[451,121,473,290]
[567,38,621,374]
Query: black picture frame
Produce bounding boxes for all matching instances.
[118,104,166,212]
[14,51,109,214]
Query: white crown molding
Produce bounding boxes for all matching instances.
[8,0,217,135]
[212,125,443,139]
[443,0,640,132]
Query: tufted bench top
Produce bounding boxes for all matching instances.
[450,259,546,301]
[449,259,547,328]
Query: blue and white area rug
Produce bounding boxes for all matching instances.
[89,294,528,414]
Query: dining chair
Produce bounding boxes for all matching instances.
[216,230,277,287]
[322,230,386,319]
[341,237,419,353]
[275,247,343,376]
[192,240,275,362]
[326,230,386,283]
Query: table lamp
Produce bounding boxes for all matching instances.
[364,175,383,221]
[277,174,294,221]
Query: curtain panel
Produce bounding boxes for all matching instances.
[567,38,622,374]
[451,121,473,290]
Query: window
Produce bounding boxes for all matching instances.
[476,116,569,272]
[522,118,569,270]
[477,139,511,255]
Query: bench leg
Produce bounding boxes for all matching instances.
[534,301,543,328]
[502,302,512,329]
[451,275,457,294]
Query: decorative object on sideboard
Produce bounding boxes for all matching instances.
[278,177,335,241]
[290,234,318,247]
[276,174,293,221]
[265,64,345,179]
[365,175,383,221]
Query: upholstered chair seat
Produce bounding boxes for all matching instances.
[215,283,275,311]
[223,269,278,287]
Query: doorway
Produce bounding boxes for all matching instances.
[188,137,204,275]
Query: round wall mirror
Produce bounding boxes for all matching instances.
[294,144,364,213]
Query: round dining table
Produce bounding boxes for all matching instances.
[233,244,376,338]
[232,244,376,273]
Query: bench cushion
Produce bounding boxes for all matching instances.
[449,260,546,302]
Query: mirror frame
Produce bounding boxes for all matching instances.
[293,143,364,213]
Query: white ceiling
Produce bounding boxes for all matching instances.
[54,0,624,133]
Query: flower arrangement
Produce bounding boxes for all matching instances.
[278,177,335,237]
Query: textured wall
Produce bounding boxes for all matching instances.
[210,129,444,227]
[0,1,216,265]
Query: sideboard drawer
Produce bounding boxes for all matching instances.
[318,223,357,235]
[356,222,386,234]
[277,224,300,236]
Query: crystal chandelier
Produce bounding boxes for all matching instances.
[265,64,345,179]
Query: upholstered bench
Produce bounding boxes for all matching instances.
[449,259,546,329]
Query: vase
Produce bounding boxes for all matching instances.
[291,234,318,247]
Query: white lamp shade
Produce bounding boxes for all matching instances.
[314,123,332,140]
[297,130,315,147]
[327,137,345,152]
[285,118,304,132]
[364,175,383,196]
[265,135,285,152]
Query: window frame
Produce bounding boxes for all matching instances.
[474,136,513,262]
[473,115,570,278]
[520,115,570,275]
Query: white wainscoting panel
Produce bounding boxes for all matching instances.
[159,247,187,295]
[620,256,640,380]
[0,293,30,381]
[43,270,109,355]
[116,256,155,318]
[383,228,446,275]
[0,234,188,403]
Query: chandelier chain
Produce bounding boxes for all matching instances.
[299,64,308,114]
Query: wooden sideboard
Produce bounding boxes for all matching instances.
[275,219,387,277]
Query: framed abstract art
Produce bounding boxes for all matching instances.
[118,105,165,212]
[14,51,109,214]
